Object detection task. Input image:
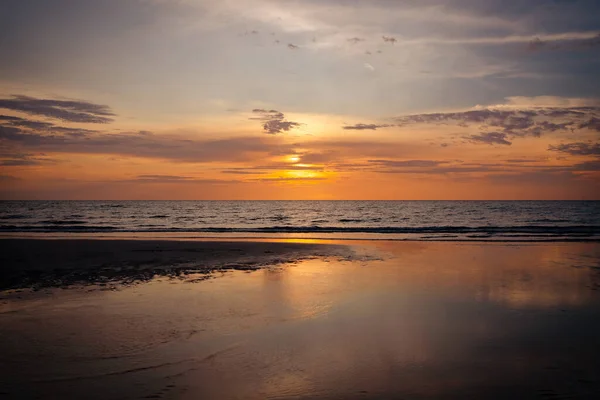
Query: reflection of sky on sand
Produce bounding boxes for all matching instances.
[1,242,600,399]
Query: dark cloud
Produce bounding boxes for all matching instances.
[342,123,395,130]
[367,159,446,168]
[548,142,600,156]
[0,175,21,182]
[506,158,541,163]
[137,175,194,181]
[377,166,499,174]
[252,177,327,182]
[0,95,115,124]
[364,159,600,176]
[527,121,573,137]
[0,123,293,163]
[0,114,98,135]
[466,132,512,146]
[578,117,600,131]
[347,37,364,44]
[383,106,600,143]
[219,163,324,175]
[382,36,397,44]
[526,33,600,53]
[133,175,242,184]
[250,109,302,134]
[287,43,299,50]
[527,37,548,52]
[299,152,335,164]
[572,160,600,171]
[221,170,267,175]
[0,153,59,166]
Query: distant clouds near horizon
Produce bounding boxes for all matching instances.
[0,0,599,199]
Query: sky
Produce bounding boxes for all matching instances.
[1,0,599,200]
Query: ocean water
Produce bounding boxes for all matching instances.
[0,200,598,241]
[0,201,600,241]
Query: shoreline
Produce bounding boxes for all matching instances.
[0,238,359,291]
[2,237,598,292]
[1,232,599,242]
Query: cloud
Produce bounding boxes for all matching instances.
[548,142,600,156]
[287,43,299,49]
[133,175,242,184]
[221,170,267,175]
[527,37,548,52]
[578,117,600,131]
[342,123,394,130]
[0,114,99,135]
[367,159,446,168]
[250,109,302,134]
[506,158,542,163]
[572,160,600,171]
[0,123,293,163]
[364,63,375,71]
[0,152,60,166]
[526,33,600,53]
[298,152,335,164]
[499,96,600,108]
[466,132,512,146]
[248,163,323,171]
[382,36,397,44]
[0,95,115,124]
[0,175,21,182]
[252,176,327,183]
[360,159,600,177]
[364,99,600,143]
[347,37,364,44]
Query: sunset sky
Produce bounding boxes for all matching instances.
[1,0,599,199]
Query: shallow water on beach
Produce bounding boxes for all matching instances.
[2,242,600,399]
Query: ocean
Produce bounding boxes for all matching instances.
[1,200,598,241]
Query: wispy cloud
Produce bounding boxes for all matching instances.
[548,142,600,156]
[367,159,447,168]
[356,98,600,144]
[0,95,115,124]
[0,123,292,163]
[0,151,60,166]
[0,175,21,182]
[252,176,327,183]
[0,114,98,134]
[347,37,364,44]
[526,33,600,53]
[466,132,512,146]
[343,123,394,131]
[133,175,243,184]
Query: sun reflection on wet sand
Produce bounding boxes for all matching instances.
[1,242,600,399]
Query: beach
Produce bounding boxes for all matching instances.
[2,239,600,399]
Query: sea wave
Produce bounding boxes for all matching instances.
[41,220,88,225]
[0,214,28,220]
[0,224,598,237]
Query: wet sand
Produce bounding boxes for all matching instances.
[1,240,600,399]
[0,239,357,290]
